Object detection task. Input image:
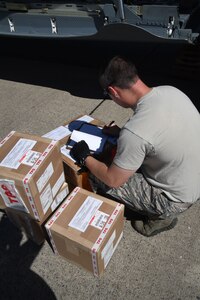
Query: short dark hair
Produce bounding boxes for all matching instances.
[99,56,138,91]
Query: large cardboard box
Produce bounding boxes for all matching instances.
[5,182,69,245]
[0,193,5,209]
[0,131,65,221]
[45,187,124,276]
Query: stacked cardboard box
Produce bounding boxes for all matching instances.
[5,182,69,245]
[0,131,69,244]
[0,193,5,209]
[45,187,124,276]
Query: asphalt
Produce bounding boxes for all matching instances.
[0,52,200,300]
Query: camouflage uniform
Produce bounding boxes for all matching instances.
[89,172,191,220]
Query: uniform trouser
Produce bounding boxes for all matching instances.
[89,172,192,220]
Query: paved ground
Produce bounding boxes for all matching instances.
[0,53,200,300]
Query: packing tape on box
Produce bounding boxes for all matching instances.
[0,131,15,148]
[23,140,58,220]
[91,203,123,276]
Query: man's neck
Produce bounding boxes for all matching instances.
[132,79,152,102]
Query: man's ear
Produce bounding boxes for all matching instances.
[108,86,119,98]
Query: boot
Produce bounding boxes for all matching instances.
[131,217,178,237]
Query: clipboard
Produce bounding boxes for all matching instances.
[66,123,117,154]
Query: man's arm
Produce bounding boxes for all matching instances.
[69,140,135,188]
[85,156,134,188]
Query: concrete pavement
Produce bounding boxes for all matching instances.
[0,55,200,300]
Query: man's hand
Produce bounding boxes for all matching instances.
[70,140,91,167]
[102,121,120,137]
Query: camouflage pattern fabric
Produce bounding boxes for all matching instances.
[89,172,191,219]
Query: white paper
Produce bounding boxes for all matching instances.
[90,210,109,230]
[104,244,114,268]
[104,232,123,268]
[101,231,116,259]
[40,183,53,214]
[51,186,69,211]
[60,146,76,162]
[63,115,94,130]
[70,130,102,152]
[43,126,71,141]
[51,172,65,198]
[68,196,103,232]
[37,162,54,193]
[0,139,36,169]
[77,115,94,122]
[20,150,41,166]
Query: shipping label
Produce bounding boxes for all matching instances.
[104,244,114,268]
[36,162,54,193]
[0,179,29,213]
[51,186,69,212]
[51,172,65,198]
[90,210,109,230]
[20,150,41,166]
[101,230,116,259]
[43,126,71,141]
[103,232,123,268]
[101,230,116,268]
[77,115,94,122]
[68,196,103,232]
[40,183,53,214]
[0,139,36,169]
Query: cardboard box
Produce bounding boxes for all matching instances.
[45,187,124,276]
[5,182,69,245]
[0,131,65,221]
[0,193,5,209]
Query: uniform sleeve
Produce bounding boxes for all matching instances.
[113,128,153,171]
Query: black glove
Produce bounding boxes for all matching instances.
[70,140,91,167]
[102,122,120,137]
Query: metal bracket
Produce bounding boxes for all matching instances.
[50,17,57,34]
[167,16,175,37]
[8,18,15,32]
[104,16,109,26]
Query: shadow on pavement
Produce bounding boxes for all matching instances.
[0,212,56,300]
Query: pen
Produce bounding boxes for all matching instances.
[108,120,115,127]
